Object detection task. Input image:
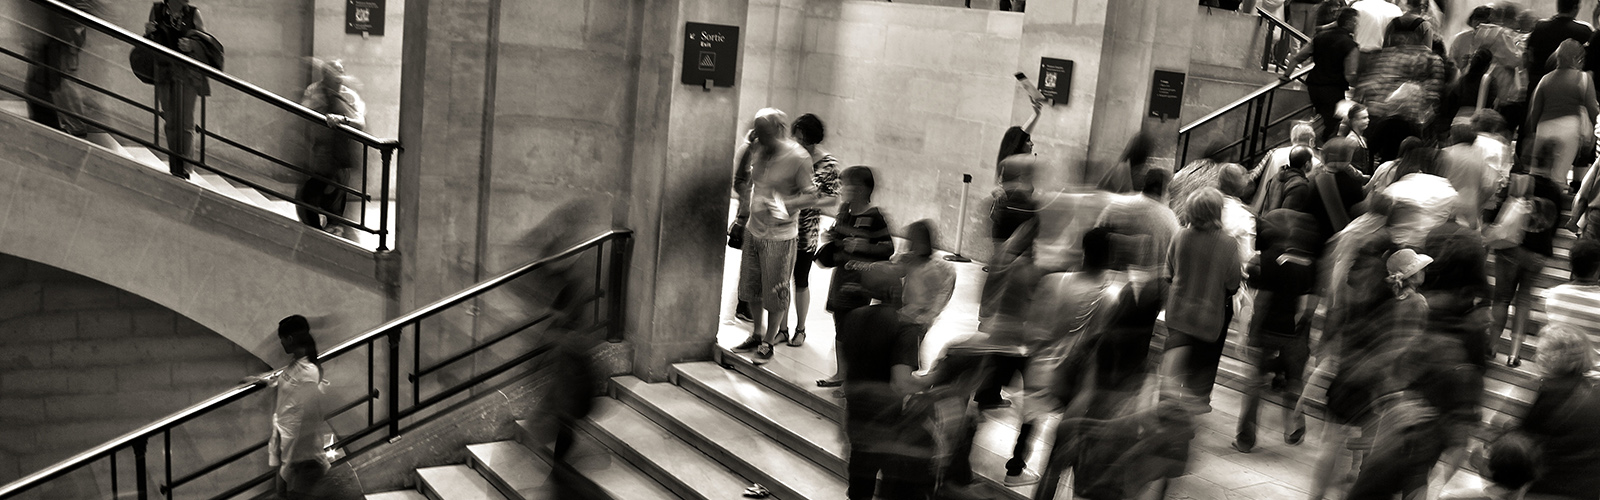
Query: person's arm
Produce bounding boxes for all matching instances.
[1585,71,1600,120]
[1342,48,1360,84]
[1282,42,1315,81]
[1524,77,1547,132]
[1022,98,1042,134]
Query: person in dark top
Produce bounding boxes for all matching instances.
[840,263,929,500]
[1523,0,1592,105]
[1304,137,1368,240]
[1493,144,1564,367]
[1284,7,1362,143]
[143,0,208,179]
[816,166,893,387]
[991,155,1039,253]
[1233,207,1322,453]
[1268,146,1316,214]
[1518,325,1600,500]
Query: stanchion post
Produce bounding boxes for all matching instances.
[944,173,973,263]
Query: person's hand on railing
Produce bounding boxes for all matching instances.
[144,22,157,35]
[325,113,347,128]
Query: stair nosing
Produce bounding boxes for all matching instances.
[669,362,847,478]
[580,397,749,500]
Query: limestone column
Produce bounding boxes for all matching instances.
[1010,0,1199,186]
[625,0,750,381]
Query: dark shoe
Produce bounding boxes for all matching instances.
[787,327,806,347]
[1231,440,1254,454]
[978,399,1013,411]
[1507,356,1521,368]
[816,378,843,387]
[1285,426,1306,446]
[731,336,762,352]
[754,342,774,362]
[735,302,754,323]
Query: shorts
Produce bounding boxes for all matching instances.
[793,249,814,289]
[738,234,796,311]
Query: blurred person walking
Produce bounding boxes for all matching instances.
[144,0,216,179]
[1524,40,1598,191]
[1512,326,1600,500]
[1095,168,1180,278]
[1544,239,1600,364]
[244,316,334,500]
[815,166,893,387]
[1251,124,1321,212]
[1161,188,1243,412]
[297,59,366,237]
[1489,145,1564,367]
[839,263,934,500]
[1283,7,1363,142]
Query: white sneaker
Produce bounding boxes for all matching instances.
[1003,470,1040,487]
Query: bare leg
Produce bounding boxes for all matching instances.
[794,287,811,334]
[1309,423,1349,500]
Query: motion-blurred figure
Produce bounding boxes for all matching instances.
[245,315,333,500]
[298,59,367,237]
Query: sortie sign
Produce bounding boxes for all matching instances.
[682,22,740,89]
[345,0,384,36]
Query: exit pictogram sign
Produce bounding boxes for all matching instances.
[682,22,739,89]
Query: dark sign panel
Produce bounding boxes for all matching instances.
[1038,57,1072,106]
[345,0,384,36]
[1149,70,1185,120]
[682,22,740,88]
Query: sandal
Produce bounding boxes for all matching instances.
[774,328,789,346]
[742,483,771,498]
[787,327,806,347]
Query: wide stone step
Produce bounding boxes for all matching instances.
[466,441,551,500]
[511,420,681,500]
[581,397,750,500]
[670,361,845,477]
[609,375,845,500]
[416,465,506,500]
[710,347,1042,500]
[366,491,429,500]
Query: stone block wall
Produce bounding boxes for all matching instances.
[0,253,272,490]
[741,0,1024,262]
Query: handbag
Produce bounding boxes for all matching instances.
[726,219,744,250]
[1485,198,1531,249]
[129,43,156,85]
[1577,72,1597,166]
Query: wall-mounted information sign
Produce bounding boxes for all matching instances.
[682,22,740,89]
[1149,70,1186,120]
[345,0,385,36]
[1038,57,1072,105]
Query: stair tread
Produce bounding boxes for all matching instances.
[711,347,1039,500]
[612,375,846,500]
[366,491,428,500]
[0,100,29,117]
[584,397,750,500]
[466,441,550,499]
[672,361,845,458]
[120,145,169,172]
[559,423,682,500]
[416,465,506,500]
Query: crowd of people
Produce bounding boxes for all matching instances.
[722,2,1600,499]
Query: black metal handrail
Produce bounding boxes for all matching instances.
[1176,6,1320,168]
[0,229,634,500]
[9,0,400,250]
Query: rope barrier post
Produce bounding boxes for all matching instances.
[944,173,973,263]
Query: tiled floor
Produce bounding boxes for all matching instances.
[714,233,1490,499]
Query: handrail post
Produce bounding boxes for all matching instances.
[379,147,393,252]
[133,437,149,500]
[607,235,632,343]
[387,327,401,439]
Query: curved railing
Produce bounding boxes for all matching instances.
[3,0,401,250]
[1178,6,1316,168]
[0,229,634,500]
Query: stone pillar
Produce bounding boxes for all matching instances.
[1084,0,1199,176]
[1010,0,1199,187]
[397,0,745,383]
[1009,0,1110,189]
[625,0,750,382]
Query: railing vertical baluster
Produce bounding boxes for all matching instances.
[387,327,402,439]
[419,320,425,407]
[199,96,206,165]
[153,85,160,147]
[368,340,375,427]
[162,431,171,500]
[378,148,392,252]
[133,438,149,500]
[593,241,603,326]
[361,147,370,227]
[607,235,631,343]
[110,452,118,499]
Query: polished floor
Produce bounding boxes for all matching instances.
[715,236,1491,499]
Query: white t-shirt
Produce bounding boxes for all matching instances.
[1353,0,1403,50]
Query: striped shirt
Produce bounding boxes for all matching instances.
[1546,283,1600,363]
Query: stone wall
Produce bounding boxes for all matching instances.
[0,253,271,490]
[741,0,1024,262]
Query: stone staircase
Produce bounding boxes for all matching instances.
[0,98,388,251]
